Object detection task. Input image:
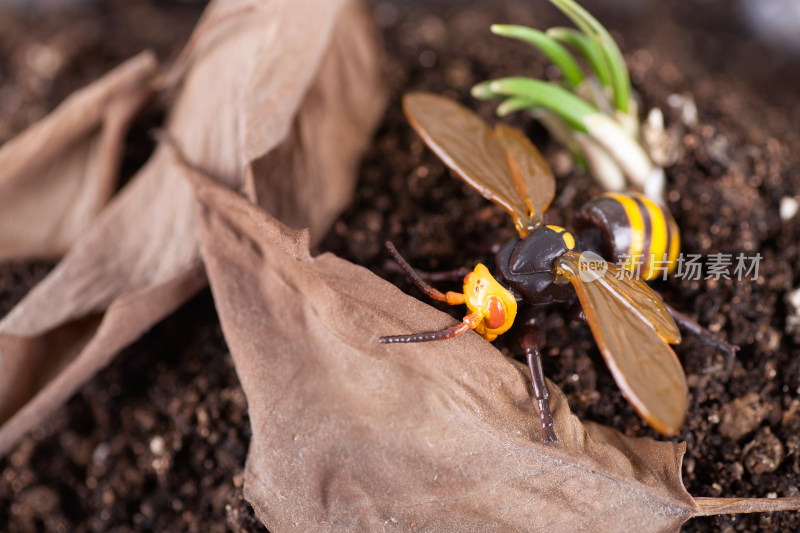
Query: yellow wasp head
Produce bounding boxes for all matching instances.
[463,264,517,341]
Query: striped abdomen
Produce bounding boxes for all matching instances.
[573,192,680,281]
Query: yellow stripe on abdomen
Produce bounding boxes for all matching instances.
[637,194,667,280]
[604,193,645,275]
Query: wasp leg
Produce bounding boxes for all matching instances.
[384,259,472,283]
[384,241,465,304]
[522,326,557,444]
[379,312,480,344]
[664,303,739,368]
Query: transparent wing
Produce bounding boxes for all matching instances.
[556,251,686,436]
[403,93,555,236]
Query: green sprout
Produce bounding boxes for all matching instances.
[472,0,666,200]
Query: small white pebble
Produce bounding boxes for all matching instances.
[26,43,64,79]
[787,287,800,310]
[646,107,664,131]
[780,196,799,221]
[667,93,698,127]
[150,436,165,456]
[92,443,110,464]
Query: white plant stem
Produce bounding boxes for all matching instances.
[584,112,663,198]
[574,133,626,191]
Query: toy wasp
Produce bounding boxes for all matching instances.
[380,93,733,444]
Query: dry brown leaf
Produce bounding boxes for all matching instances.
[0,51,157,260]
[0,0,384,455]
[189,163,800,533]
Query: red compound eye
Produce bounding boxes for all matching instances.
[485,296,505,330]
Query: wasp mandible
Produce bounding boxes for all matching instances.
[380,93,734,444]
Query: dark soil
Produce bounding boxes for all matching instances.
[2,0,800,531]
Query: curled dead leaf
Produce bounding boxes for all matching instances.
[0,51,157,260]
[0,0,384,455]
